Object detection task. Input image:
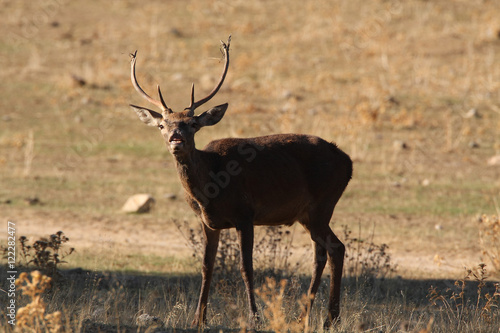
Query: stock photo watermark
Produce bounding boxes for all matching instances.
[5,221,17,326]
[7,0,69,47]
[192,141,265,206]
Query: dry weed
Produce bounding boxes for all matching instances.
[2,231,74,279]
[428,264,500,330]
[255,277,308,333]
[15,271,63,333]
[342,224,397,281]
[173,220,298,277]
[478,213,500,275]
[18,231,74,278]
[254,226,300,275]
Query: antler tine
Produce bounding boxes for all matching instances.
[130,50,171,113]
[157,85,171,116]
[185,35,231,114]
[186,83,196,116]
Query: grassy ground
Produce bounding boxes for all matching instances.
[1,0,500,331]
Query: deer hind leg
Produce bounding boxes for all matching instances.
[192,225,220,327]
[300,235,328,330]
[300,209,345,329]
[236,223,259,327]
[323,228,345,328]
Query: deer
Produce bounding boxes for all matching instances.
[129,36,352,329]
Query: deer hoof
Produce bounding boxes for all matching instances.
[246,313,260,330]
[191,315,205,328]
[323,316,341,330]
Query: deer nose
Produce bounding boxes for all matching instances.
[169,132,185,145]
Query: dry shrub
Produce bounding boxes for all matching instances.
[173,220,297,277]
[214,229,240,276]
[428,264,500,329]
[254,227,299,276]
[2,231,74,279]
[342,224,397,282]
[17,231,74,278]
[478,214,500,276]
[172,219,240,276]
[255,277,308,333]
[16,271,63,333]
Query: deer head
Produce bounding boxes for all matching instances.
[130,37,231,157]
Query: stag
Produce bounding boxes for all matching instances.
[129,36,352,329]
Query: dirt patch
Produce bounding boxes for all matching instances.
[2,207,486,280]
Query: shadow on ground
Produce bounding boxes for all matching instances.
[1,267,498,332]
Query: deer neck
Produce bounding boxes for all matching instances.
[173,149,213,206]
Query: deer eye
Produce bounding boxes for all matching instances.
[158,124,164,130]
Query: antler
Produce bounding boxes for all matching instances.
[130,50,172,115]
[185,35,231,116]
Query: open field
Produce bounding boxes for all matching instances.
[1,0,500,331]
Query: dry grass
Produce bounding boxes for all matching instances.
[1,0,500,331]
[428,264,500,332]
[255,277,308,333]
[2,247,499,332]
[478,213,500,277]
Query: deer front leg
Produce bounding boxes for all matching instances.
[236,223,259,327]
[192,225,220,327]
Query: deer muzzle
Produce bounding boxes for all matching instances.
[169,132,185,151]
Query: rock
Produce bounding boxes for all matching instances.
[307,108,318,116]
[282,89,293,99]
[121,194,155,213]
[386,95,400,105]
[91,307,106,320]
[169,27,183,37]
[393,140,408,150]
[70,74,87,87]
[136,313,161,326]
[24,197,41,206]
[468,141,480,149]
[487,155,500,166]
[163,193,177,200]
[463,108,480,119]
[171,73,184,81]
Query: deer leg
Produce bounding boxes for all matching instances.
[323,228,345,329]
[236,223,259,327]
[301,207,345,330]
[192,226,220,327]
[300,237,328,328]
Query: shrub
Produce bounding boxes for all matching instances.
[17,231,74,277]
[478,213,500,276]
[428,264,500,330]
[342,224,397,282]
[16,270,63,333]
[173,220,297,277]
[255,277,308,333]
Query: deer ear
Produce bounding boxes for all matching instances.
[196,103,228,127]
[130,105,163,127]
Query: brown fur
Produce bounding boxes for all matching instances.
[152,111,352,328]
[130,40,352,328]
